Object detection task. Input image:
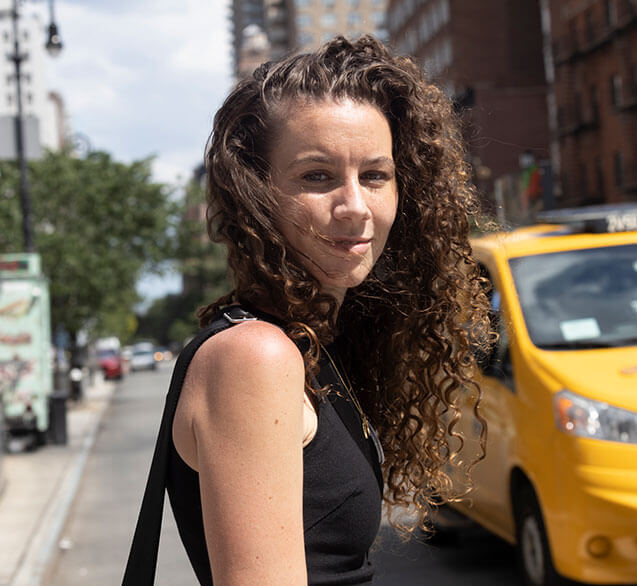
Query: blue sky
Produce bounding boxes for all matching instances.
[37,0,233,303]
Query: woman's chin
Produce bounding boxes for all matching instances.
[317,272,372,299]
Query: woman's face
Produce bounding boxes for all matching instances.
[269,98,398,303]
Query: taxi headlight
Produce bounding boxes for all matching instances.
[554,390,637,444]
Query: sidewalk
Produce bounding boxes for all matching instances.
[0,376,116,586]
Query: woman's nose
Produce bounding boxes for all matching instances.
[332,177,371,222]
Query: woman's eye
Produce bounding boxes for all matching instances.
[361,171,389,183]
[302,171,330,183]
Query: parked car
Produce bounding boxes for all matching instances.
[130,343,157,372]
[97,348,123,380]
[448,205,637,585]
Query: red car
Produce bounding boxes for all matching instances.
[97,348,123,380]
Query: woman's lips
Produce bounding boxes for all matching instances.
[331,238,372,254]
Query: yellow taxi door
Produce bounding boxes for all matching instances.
[460,260,518,540]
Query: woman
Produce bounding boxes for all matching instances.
[124,35,490,586]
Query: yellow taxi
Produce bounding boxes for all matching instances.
[453,204,637,585]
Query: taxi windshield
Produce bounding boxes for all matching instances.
[509,243,637,349]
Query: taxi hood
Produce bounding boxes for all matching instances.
[528,346,637,412]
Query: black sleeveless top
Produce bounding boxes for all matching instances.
[166,309,383,585]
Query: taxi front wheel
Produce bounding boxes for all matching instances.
[515,485,564,586]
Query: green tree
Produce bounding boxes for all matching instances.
[0,150,179,350]
[135,175,231,346]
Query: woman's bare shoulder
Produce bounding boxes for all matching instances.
[173,320,306,469]
[187,320,304,393]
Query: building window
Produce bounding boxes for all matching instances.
[610,74,622,106]
[614,152,624,186]
[376,28,388,42]
[322,31,336,43]
[605,0,617,27]
[590,86,599,122]
[295,0,311,6]
[419,16,430,42]
[347,12,361,27]
[321,12,337,27]
[371,11,385,27]
[440,0,450,24]
[595,158,604,198]
[348,0,359,7]
[431,3,440,31]
[441,37,452,67]
[574,91,583,124]
[585,10,594,42]
[7,93,13,106]
[296,13,312,28]
[569,19,578,49]
[406,28,418,54]
[395,1,409,31]
[579,162,588,198]
[297,31,313,46]
[322,0,335,9]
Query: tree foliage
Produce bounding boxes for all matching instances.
[135,175,231,346]
[0,150,179,343]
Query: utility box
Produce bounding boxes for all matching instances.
[0,253,54,445]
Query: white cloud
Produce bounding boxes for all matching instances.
[41,0,232,181]
[152,151,202,186]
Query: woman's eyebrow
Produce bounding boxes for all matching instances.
[363,156,395,169]
[288,155,395,170]
[288,155,335,169]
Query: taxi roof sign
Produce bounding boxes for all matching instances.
[537,203,637,234]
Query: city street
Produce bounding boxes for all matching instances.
[41,362,522,586]
[1,0,635,585]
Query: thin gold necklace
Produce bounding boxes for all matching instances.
[320,343,370,439]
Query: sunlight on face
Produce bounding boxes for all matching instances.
[269,98,398,303]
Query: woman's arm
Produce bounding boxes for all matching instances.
[173,320,307,586]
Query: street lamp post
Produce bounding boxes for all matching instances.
[7,0,63,252]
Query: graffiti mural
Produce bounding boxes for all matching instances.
[0,356,34,397]
[0,332,32,345]
[0,297,36,318]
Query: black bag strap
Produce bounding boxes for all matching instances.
[122,307,256,586]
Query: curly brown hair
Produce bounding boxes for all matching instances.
[198,35,491,533]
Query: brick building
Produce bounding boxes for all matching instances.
[387,0,550,207]
[550,0,637,205]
